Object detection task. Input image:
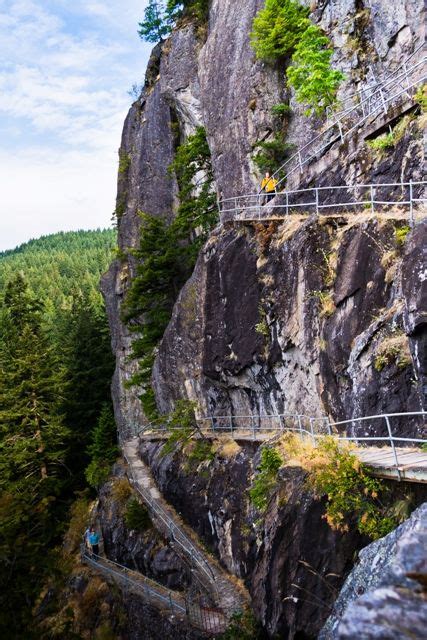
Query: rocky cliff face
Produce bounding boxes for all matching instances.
[138,438,366,638]
[100,1,426,638]
[319,502,427,639]
[102,0,425,432]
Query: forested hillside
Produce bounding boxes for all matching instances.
[0,229,117,638]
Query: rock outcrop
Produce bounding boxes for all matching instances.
[319,502,427,639]
[139,439,367,638]
[101,0,426,432]
[99,0,427,638]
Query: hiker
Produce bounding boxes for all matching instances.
[260,171,278,204]
[89,526,100,557]
[84,526,91,552]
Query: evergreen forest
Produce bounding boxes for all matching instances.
[0,229,117,638]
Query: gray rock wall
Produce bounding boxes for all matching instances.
[102,0,425,431]
[319,502,427,639]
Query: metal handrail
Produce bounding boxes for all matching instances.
[269,55,426,189]
[325,43,425,123]
[219,180,427,226]
[81,547,186,613]
[122,447,218,598]
[141,411,426,481]
[219,51,425,211]
[81,547,227,632]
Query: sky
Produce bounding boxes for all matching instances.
[0,0,152,251]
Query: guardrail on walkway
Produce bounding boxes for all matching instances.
[81,546,186,614]
[81,547,226,633]
[325,44,425,125]
[137,411,426,481]
[217,49,425,218]
[268,51,426,190]
[219,180,426,225]
[123,449,217,591]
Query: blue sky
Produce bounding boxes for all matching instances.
[0,0,152,250]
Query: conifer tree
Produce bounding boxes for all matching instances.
[0,274,69,636]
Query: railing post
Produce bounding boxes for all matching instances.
[298,151,303,172]
[258,194,261,221]
[370,184,375,214]
[337,120,344,143]
[409,180,414,228]
[309,418,316,446]
[252,415,256,441]
[384,415,401,481]
[285,190,289,216]
[229,415,233,437]
[379,87,388,115]
[315,188,319,216]
[210,416,215,434]
[297,415,303,438]
[326,417,332,436]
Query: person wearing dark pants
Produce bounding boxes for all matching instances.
[89,526,100,557]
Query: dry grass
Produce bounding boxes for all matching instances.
[276,433,355,473]
[374,332,412,371]
[213,437,242,459]
[110,477,132,507]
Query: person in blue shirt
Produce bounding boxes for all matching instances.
[88,526,100,557]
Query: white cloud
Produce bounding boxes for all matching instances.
[0,0,152,250]
[0,147,118,248]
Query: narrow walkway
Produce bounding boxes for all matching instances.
[81,549,228,633]
[123,437,250,615]
[138,428,427,483]
[357,447,427,483]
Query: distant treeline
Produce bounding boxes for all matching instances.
[0,229,117,638]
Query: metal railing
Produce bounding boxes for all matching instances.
[81,546,186,614]
[269,51,426,190]
[217,49,426,216]
[122,445,219,600]
[219,180,427,225]
[325,43,425,124]
[81,547,226,633]
[140,411,427,481]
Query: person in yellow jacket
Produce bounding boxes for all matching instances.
[260,171,278,203]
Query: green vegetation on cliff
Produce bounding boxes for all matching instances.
[251,0,344,115]
[0,230,116,638]
[122,127,217,418]
[138,0,209,43]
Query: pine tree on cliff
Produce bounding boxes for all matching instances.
[138,0,170,42]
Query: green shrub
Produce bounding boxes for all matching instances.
[414,84,427,112]
[219,610,263,640]
[249,447,283,512]
[281,435,397,538]
[271,103,292,117]
[395,225,410,246]
[125,497,151,531]
[161,400,204,457]
[253,135,294,174]
[187,439,214,465]
[367,132,395,152]
[286,25,345,116]
[85,460,112,489]
[250,0,310,60]
[251,1,344,116]
[118,151,131,175]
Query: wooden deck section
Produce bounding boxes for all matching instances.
[356,447,427,483]
[139,431,427,483]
